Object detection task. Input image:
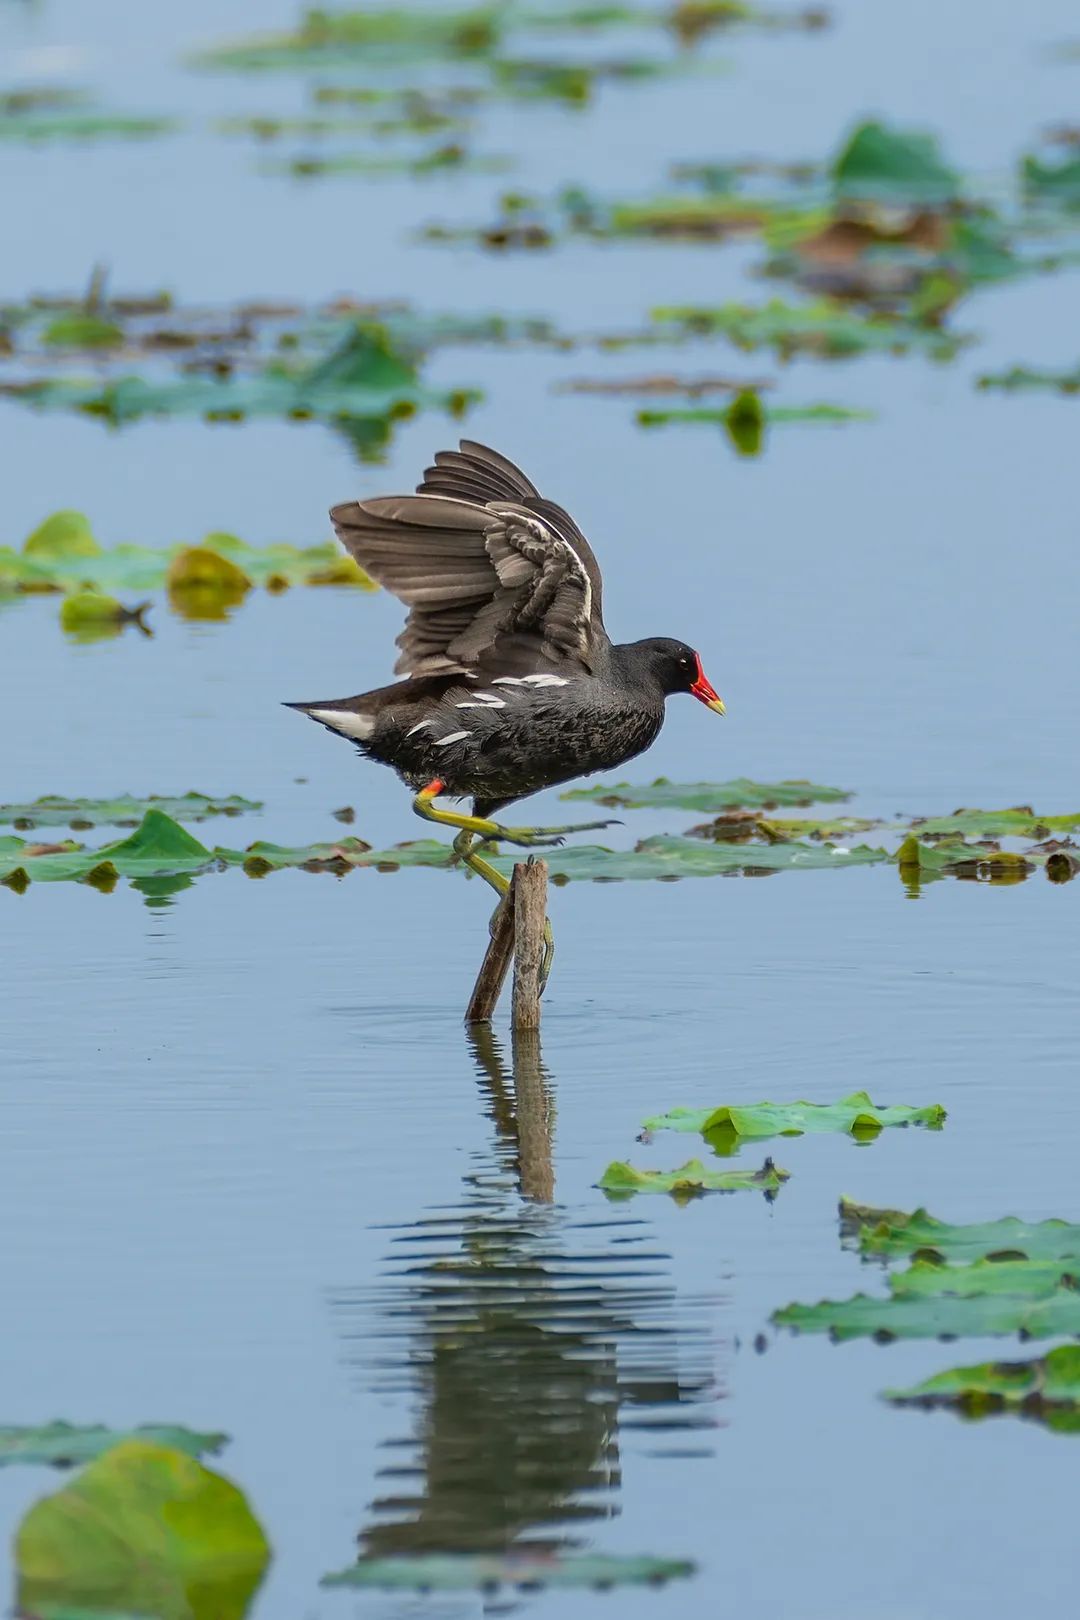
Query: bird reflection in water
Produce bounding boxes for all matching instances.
[328,1028,721,1588]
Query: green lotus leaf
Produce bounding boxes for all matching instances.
[0,794,261,830]
[4,322,479,438]
[321,1551,694,1592]
[0,1422,227,1469]
[16,1439,270,1620]
[23,511,101,559]
[889,1258,1080,1301]
[773,1286,1080,1342]
[266,145,510,179]
[42,313,125,348]
[3,525,376,598]
[650,298,968,360]
[884,1344,1080,1428]
[689,813,882,842]
[192,6,503,71]
[840,1198,1080,1264]
[642,1091,945,1152]
[0,109,174,142]
[1022,152,1080,207]
[562,777,851,810]
[907,807,1080,838]
[831,119,960,205]
[0,820,893,890]
[597,1156,789,1197]
[978,363,1080,394]
[892,833,1035,883]
[637,399,873,440]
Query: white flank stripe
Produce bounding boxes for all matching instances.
[309,708,373,740]
[457,699,506,710]
[435,730,470,747]
[491,675,526,686]
[522,673,568,687]
[405,720,431,737]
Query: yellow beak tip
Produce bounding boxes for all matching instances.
[708,697,726,716]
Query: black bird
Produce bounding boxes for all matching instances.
[288,440,725,980]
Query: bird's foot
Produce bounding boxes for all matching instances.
[480,816,621,849]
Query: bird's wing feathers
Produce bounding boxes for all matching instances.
[330,441,607,677]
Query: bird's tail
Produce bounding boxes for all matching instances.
[283,694,378,744]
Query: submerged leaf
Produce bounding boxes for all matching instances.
[562,776,850,810]
[642,1091,945,1152]
[0,1422,227,1469]
[16,1440,270,1620]
[598,1156,789,1197]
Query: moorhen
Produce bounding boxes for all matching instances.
[288,439,725,983]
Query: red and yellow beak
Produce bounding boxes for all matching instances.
[690,656,726,716]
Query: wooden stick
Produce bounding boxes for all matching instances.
[512,859,547,1031]
[464,876,516,1024]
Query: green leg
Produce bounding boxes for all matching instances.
[453,829,556,997]
[413,779,618,849]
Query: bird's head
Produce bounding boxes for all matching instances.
[636,638,726,715]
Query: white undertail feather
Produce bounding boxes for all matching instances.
[308,708,374,740]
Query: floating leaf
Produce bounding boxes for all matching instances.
[3,519,377,600]
[638,398,872,440]
[0,107,174,142]
[773,1285,1080,1342]
[3,322,479,441]
[688,811,881,843]
[978,362,1080,394]
[59,591,150,642]
[0,1422,227,1469]
[884,1344,1080,1430]
[907,807,1080,839]
[598,1156,789,1198]
[0,818,888,891]
[841,1198,1080,1265]
[16,1439,270,1620]
[562,777,850,810]
[892,833,1035,884]
[831,119,960,205]
[0,793,261,830]
[23,510,101,559]
[642,1091,945,1153]
[1022,152,1080,208]
[194,7,503,71]
[41,312,125,349]
[322,1551,694,1592]
[651,298,967,359]
[890,1257,1080,1301]
[166,547,252,620]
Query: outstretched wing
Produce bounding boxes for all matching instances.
[329,439,609,677]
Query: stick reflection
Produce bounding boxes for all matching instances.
[331,1028,721,1577]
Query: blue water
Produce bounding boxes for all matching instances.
[4,1,1080,1616]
